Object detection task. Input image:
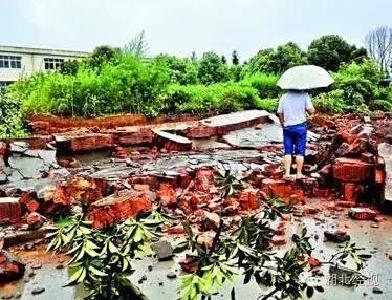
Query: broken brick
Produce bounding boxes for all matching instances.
[86,190,152,229]
[0,197,21,223]
[238,188,260,210]
[26,212,45,230]
[342,183,364,202]
[0,250,25,282]
[332,158,372,183]
[193,210,220,231]
[156,184,177,208]
[348,208,377,220]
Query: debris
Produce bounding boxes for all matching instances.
[167,272,177,279]
[31,287,45,295]
[0,250,25,282]
[151,240,174,261]
[0,197,21,223]
[372,286,383,294]
[348,208,377,220]
[324,230,350,243]
[26,212,46,230]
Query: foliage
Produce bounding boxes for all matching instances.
[216,167,245,198]
[334,59,385,84]
[369,99,392,112]
[0,90,26,138]
[12,55,171,117]
[197,51,229,85]
[335,78,374,105]
[307,35,362,71]
[59,59,81,76]
[123,30,149,58]
[164,82,259,115]
[241,73,280,99]
[245,43,306,75]
[88,45,117,69]
[46,213,163,300]
[254,98,279,112]
[153,54,198,85]
[312,90,347,114]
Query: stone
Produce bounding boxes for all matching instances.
[0,250,25,282]
[153,130,193,151]
[370,223,379,228]
[167,272,177,279]
[332,158,372,183]
[324,230,350,243]
[56,264,64,270]
[26,212,45,230]
[151,240,174,261]
[348,208,377,220]
[0,197,21,223]
[31,263,42,270]
[31,287,45,295]
[372,286,383,294]
[86,190,152,229]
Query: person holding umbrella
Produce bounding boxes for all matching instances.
[276,65,333,180]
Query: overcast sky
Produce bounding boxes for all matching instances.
[1,0,391,61]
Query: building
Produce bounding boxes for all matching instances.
[0,45,89,86]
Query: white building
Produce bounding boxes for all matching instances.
[0,45,89,86]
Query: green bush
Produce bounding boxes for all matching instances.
[335,78,374,105]
[241,73,280,99]
[164,82,259,115]
[313,89,347,114]
[369,100,392,112]
[153,55,198,85]
[0,90,26,138]
[255,98,279,112]
[12,55,171,117]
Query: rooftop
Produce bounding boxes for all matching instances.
[0,45,90,58]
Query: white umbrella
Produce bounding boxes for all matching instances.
[277,65,334,90]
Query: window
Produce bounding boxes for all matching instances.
[44,58,64,70]
[0,56,22,69]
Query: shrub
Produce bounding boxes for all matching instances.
[255,98,279,112]
[313,89,347,114]
[334,59,385,84]
[335,78,374,105]
[241,73,280,99]
[165,82,260,115]
[369,100,392,112]
[197,51,229,85]
[0,90,26,138]
[153,55,198,85]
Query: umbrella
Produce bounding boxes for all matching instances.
[277,65,334,90]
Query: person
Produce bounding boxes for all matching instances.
[277,89,315,180]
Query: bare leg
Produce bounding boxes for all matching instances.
[296,155,304,178]
[284,155,292,177]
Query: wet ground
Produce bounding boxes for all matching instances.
[2,200,391,300]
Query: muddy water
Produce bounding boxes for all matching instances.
[2,207,391,300]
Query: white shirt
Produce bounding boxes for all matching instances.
[277,91,313,127]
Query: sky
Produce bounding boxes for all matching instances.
[1,0,391,61]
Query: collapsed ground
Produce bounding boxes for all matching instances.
[1,109,392,299]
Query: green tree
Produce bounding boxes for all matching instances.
[307,35,354,71]
[244,43,306,75]
[88,45,117,69]
[58,59,81,76]
[197,51,229,85]
[153,54,198,85]
[232,50,239,65]
[220,55,227,64]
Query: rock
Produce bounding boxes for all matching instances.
[153,130,193,152]
[348,208,377,220]
[86,190,152,229]
[0,250,25,282]
[148,265,153,272]
[56,264,64,270]
[151,240,174,261]
[167,272,177,279]
[372,286,383,294]
[31,287,45,295]
[138,275,147,284]
[26,212,45,230]
[371,223,379,229]
[324,230,350,243]
[0,197,21,223]
[31,263,42,270]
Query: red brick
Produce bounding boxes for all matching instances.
[361,152,374,164]
[195,169,215,192]
[313,188,330,198]
[238,188,260,210]
[0,197,21,223]
[342,183,363,202]
[186,126,217,138]
[113,129,155,146]
[87,190,152,229]
[156,184,177,208]
[261,178,304,203]
[26,212,45,230]
[56,133,114,152]
[348,208,377,220]
[332,158,372,183]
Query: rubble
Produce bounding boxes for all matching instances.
[0,250,25,282]
[348,208,377,220]
[0,197,21,223]
[151,240,174,261]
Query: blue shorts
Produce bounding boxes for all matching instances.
[283,122,307,156]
